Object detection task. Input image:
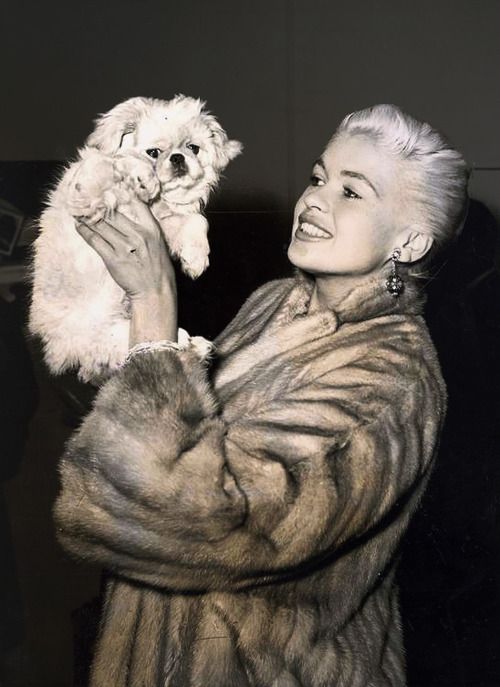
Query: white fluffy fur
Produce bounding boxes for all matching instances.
[29,95,242,382]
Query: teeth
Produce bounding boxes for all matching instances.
[299,222,330,238]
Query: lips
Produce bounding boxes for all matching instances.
[295,215,333,241]
[172,164,188,178]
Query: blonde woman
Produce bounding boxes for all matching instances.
[54,104,469,686]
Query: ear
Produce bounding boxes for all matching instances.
[203,113,243,170]
[396,229,434,264]
[86,97,150,154]
[225,138,244,161]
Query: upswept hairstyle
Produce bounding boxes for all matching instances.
[332,104,470,255]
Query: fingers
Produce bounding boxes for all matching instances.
[127,199,159,230]
[76,201,162,272]
[101,206,160,245]
[79,200,160,243]
[102,210,142,236]
[76,220,139,258]
[94,219,142,253]
[76,223,116,260]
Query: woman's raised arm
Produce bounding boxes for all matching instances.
[76,201,178,346]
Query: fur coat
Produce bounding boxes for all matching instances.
[54,270,446,687]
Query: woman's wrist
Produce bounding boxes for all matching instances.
[128,270,176,302]
[128,285,178,347]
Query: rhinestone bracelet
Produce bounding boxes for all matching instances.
[123,339,183,366]
[122,329,213,367]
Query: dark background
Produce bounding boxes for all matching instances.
[0,1,499,685]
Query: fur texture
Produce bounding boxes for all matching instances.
[29,95,241,382]
[54,270,446,686]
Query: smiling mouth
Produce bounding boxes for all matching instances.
[295,221,333,241]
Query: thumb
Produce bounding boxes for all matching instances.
[127,199,160,233]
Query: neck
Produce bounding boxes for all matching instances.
[308,273,367,313]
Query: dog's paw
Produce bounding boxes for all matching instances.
[67,191,124,224]
[177,328,214,361]
[189,335,214,361]
[65,157,127,221]
[116,157,160,203]
[177,327,191,348]
[179,243,210,279]
[66,193,105,222]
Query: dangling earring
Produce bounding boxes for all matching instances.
[386,248,404,297]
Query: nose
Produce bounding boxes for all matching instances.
[303,185,329,212]
[170,153,185,166]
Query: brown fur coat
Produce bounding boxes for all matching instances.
[54,271,446,686]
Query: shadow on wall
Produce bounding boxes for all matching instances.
[0,293,39,684]
[399,199,500,687]
[0,163,499,686]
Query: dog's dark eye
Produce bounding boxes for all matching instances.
[146,148,161,159]
[187,143,200,155]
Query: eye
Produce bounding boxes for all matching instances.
[310,174,325,187]
[187,143,200,155]
[146,148,161,159]
[343,186,362,200]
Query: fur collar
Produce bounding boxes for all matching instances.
[214,267,425,393]
[278,267,426,326]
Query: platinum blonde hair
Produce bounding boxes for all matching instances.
[333,104,470,253]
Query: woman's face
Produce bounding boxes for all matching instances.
[288,134,408,277]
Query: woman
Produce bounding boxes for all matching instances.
[54,104,469,686]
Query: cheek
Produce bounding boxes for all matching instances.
[200,149,221,173]
[332,205,371,244]
[155,158,169,179]
[370,208,398,249]
[332,208,385,257]
[186,156,207,179]
[337,203,385,235]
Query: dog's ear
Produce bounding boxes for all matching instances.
[203,114,243,170]
[224,138,244,162]
[86,97,151,154]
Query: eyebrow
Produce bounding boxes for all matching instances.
[341,170,380,197]
[312,158,380,198]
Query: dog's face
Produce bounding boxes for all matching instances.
[86,95,242,203]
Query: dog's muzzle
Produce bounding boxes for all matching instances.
[170,153,188,177]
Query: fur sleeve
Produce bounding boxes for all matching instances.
[54,341,445,592]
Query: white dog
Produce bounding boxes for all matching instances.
[29,95,242,382]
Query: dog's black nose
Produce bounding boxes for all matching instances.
[170,153,185,166]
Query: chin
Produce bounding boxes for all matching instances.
[30,95,242,382]
[287,236,325,274]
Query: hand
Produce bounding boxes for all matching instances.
[76,200,175,300]
[77,201,178,345]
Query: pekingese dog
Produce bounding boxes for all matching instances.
[29,95,242,382]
